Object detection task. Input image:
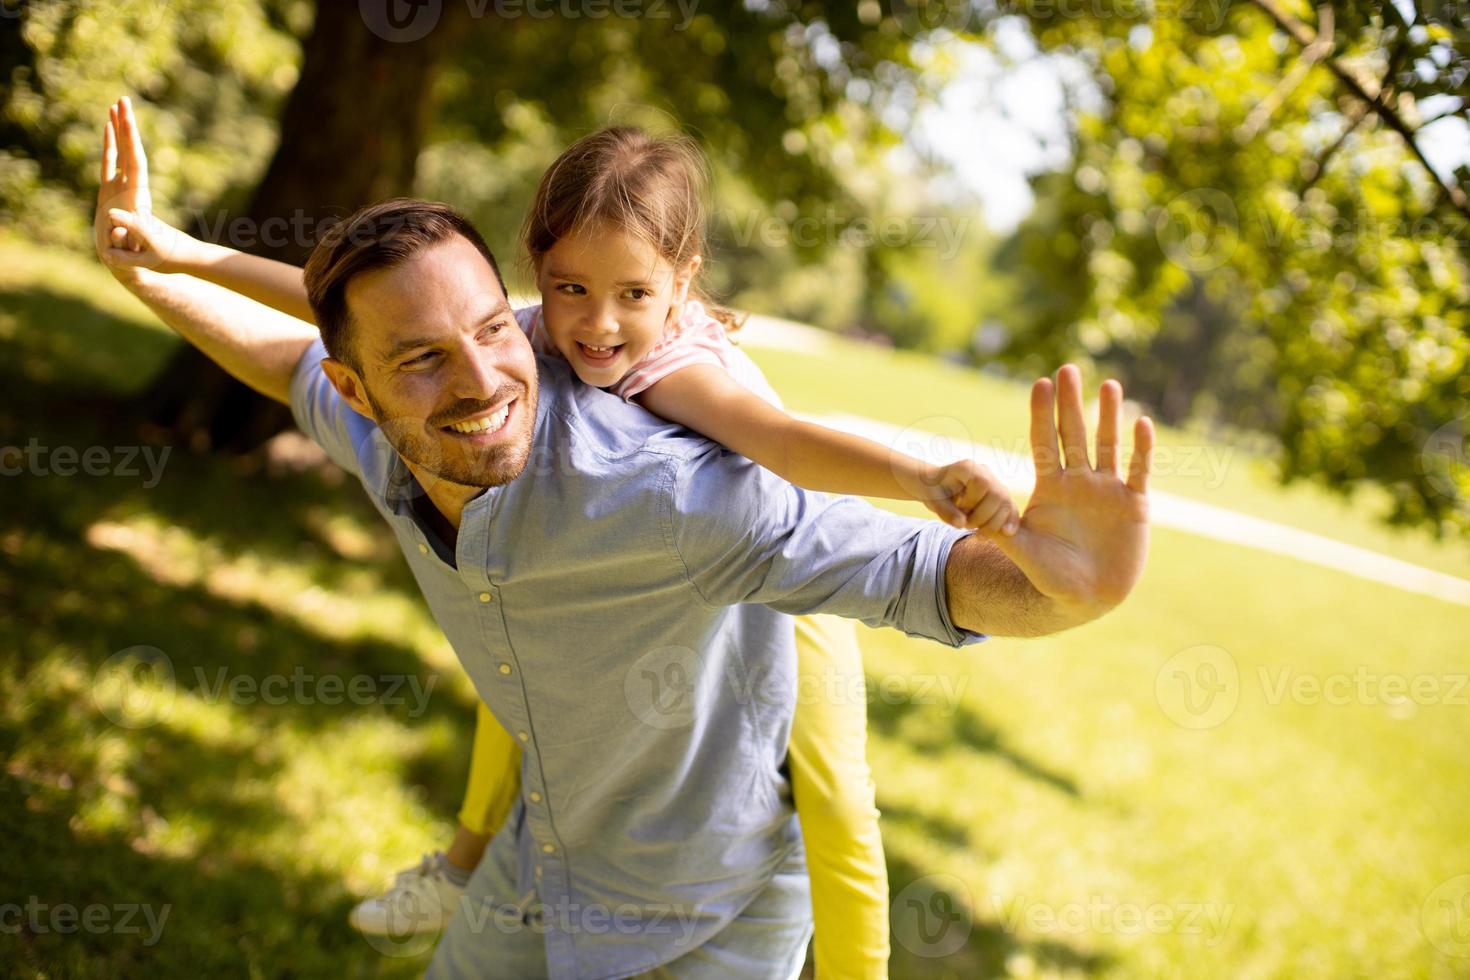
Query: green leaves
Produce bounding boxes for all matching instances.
[999,1,1470,535]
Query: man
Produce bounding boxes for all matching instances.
[94,98,1152,978]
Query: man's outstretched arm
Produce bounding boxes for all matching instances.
[669,365,1152,642]
[93,98,317,404]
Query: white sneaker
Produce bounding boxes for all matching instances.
[349,851,466,936]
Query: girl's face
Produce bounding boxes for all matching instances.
[535,221,699,387]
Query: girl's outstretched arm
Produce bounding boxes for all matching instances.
[638,364,1019,535]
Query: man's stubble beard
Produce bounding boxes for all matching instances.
[365,380,538,490]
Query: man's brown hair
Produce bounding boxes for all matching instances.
[304,199,507,370]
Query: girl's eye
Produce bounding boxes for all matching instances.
[556,283,586,295]
[625,288,650,301]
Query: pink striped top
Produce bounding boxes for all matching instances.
[515,300,784,409]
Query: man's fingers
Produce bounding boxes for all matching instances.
[1029,376,1061,479]
[1056,364,1091,470]
[1127,416,1155,494]
[1096,379,1122,476]
[122,96,148,187]
[101,118,117,186]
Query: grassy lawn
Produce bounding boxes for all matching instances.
[3,238,1468,978]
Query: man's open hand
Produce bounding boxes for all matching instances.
[988,365,1153,623]
[94,97,192,282]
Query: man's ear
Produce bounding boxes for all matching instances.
[321,358,376,420]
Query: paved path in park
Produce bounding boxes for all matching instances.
[739,315,1470,609]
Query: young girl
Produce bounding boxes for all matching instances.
[107,103,1015,976]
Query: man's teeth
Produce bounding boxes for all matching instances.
[447,405,510,434]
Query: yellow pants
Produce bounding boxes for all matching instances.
[457,614,889,979]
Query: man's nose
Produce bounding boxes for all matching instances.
[450,349,503,402]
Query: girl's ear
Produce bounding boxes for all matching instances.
[671,254,702,307]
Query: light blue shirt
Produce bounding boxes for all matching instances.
[289,340,982,978]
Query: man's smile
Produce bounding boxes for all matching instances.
[441,398,516,440]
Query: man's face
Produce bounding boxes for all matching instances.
[326,234,539,490]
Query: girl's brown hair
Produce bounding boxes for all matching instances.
[521,126,742,334]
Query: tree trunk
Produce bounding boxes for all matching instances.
[142,0,473,453]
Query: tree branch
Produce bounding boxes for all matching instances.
[1245,0,1470,220]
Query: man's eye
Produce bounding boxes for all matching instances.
[404,351,438,367]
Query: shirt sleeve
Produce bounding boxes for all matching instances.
[664,442,986,648]
[288,339,371,477]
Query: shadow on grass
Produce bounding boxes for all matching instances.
[0,774,430,979]
[885,849,1108,978]
[2,282,478,976]
[867,689,1080,798]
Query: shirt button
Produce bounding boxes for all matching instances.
[498,663,511,675]
[479,592,492,603]
[541,843,555,854]
[517,730,529,742]
[417,543,429,555]
[529,791,542,803]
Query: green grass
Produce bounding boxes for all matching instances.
[3,238,1469,978]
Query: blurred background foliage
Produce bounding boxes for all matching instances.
[3,0,1467,534]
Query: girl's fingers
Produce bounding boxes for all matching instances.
[963,493,1003,531]
[105,246,151,269]
[930,499,966,529]
[952,478,985,514]
[979,503,1012,537]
